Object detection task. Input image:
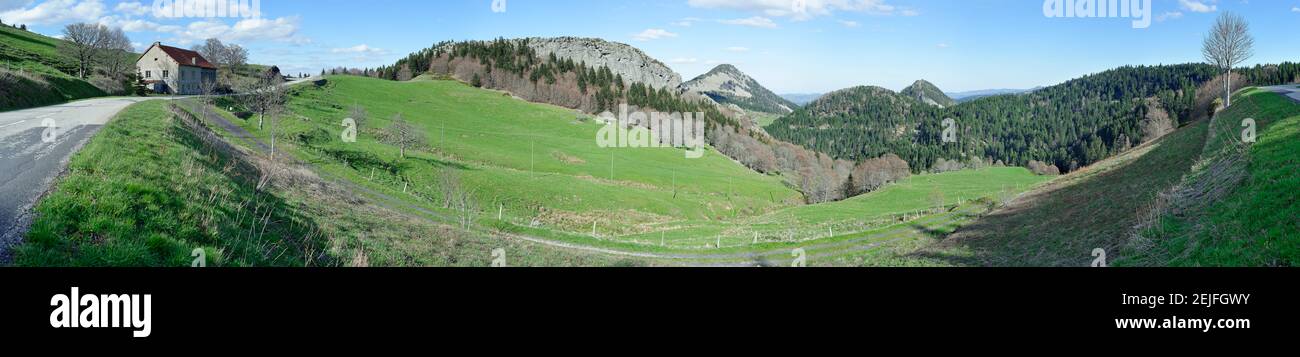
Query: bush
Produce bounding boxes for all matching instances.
[1027,160,1061,176]
[88,75,127,95]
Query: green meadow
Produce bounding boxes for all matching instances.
[214,75,1049,258]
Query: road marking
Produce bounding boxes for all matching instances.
[0,120,27,129]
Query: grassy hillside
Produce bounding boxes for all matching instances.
[196,75,1047,264]
[1120,89,1300,266]
[908,117,1211,266]
[0,25,107,111]
[15,100,642,267]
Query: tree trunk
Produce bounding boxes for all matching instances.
[1224,68,1232,108]
[258,112,265,130]
[400,146,406,159]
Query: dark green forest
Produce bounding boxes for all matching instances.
[766,63,1300,172]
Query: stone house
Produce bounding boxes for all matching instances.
[136,42,218,95]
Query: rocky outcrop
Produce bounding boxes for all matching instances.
[524,37,682,90]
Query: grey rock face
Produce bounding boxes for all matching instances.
[525,37,682,90]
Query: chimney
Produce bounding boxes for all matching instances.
[192,58,197,65]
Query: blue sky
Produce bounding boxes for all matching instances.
[3,0,1297,93]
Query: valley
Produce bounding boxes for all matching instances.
[4,6,1298,268]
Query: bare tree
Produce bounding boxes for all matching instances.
[1202,11,1254,108]
[101,27,133,79]
[396,64,413,81]
[349,104,368,131]
[198,78,221,120]
[240,76,288,158]
[196,39,248,86]
[196,38,229,66]
[225,44,248,79]
[384,113,427,159]
[60,23,110,79]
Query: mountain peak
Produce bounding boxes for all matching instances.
[901,79,956,108]
[707,64,742,74]
[681,64,796,115]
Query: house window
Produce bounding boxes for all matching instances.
[145,71,152,78]
[163,70,169,79]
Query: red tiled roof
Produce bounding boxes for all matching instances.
[147,43,218,69]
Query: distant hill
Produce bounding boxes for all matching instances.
[900,79,956,108]
[946,88,1036,103]
[765,65,1270,172]
[780,93,823,106]
[681,64,797,115]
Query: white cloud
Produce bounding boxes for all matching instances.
[1292,6,1299,12]
[0,0,31,12]
[97,15,178,32]
[936,43,949,49]
[632,28,677,41]
[668,57,700,64]
[114,1,149,16]
[688,0,915,20]
[332,44,384,54]
[1178,0,1217,13]
[330,44,389,62]
[719,16,778,28]
[672,17,702,26]
[724,46,750,52]
[230,17,304,42]
[164,16,307,46]
[0,0,105,25]
[1156,11,1184,22]
[838,19,860,27]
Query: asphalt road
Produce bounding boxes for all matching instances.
[0,97,158,262]
[1262,84,1300,104]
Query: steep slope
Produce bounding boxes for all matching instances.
[1120,88,1300,266]
[0,25,107,111]
[900,80,956,108]
[907,117,1211,266]
[681,64,797,115]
